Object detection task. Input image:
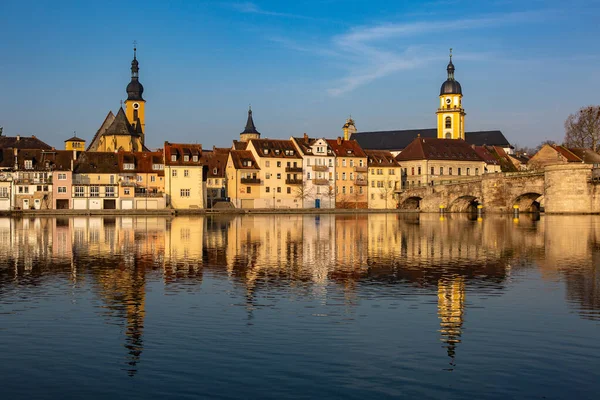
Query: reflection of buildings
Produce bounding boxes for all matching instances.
[1,213,600,374]
[438,277,465,368]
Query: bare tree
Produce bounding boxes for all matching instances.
[378,176,398,209]
[326,185,335,208]
[294,180,315,208]
[564,105,600,151]
[0,127,3,136]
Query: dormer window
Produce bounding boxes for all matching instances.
[171,155,177,162]
[192,155,198,162]
[274,149,280,155]
[24,160,33,170]
[123,163,135,170]
[263,149,269,155]
[184,155,189,162]
[213,168,218,174]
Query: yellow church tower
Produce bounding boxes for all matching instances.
[437,49,465,140]
[124,44,146,145]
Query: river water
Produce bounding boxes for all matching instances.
[0,214,599,399]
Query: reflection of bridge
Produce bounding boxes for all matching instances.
[398,165,600,213]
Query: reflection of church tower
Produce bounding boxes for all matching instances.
[437,49,465,140]
[239,106,261,143]
[95,258,146,376]
[437,277,465,368]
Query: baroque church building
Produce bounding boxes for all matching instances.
[85,46,148,152]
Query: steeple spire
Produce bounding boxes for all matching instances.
[126,42,144,101]
[131,41,139,78]
[447,48,455,81]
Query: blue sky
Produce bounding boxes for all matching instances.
[1,0,599,149]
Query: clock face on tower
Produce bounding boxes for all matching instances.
[133,102,140,110]
[446,98,452,105]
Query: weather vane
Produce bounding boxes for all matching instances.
[450,48,453,60]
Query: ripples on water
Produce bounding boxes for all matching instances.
[0,214,599,399]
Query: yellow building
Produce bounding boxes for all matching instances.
[87,47,146,152]
[163,142,205,209]
[64,135,86,151]
[436,49,465,140]
[246,138,304,209]
[326,138,368,208]
[365,150,402,209]
[226,149,261,208]
[342,117,357,141]
[72,152,120,210]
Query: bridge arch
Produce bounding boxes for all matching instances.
[513,192,543,212]
[399,196,422,210]
[448,195,481,213]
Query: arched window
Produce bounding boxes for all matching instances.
[445,132,451,139]
[445,117,452,129]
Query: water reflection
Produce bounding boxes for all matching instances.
[0,214,599,377]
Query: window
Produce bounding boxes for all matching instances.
[371,169,375,175]
[328,159,333,167]
[431,167,435,175]
[150,176,156,182]
[124,188,130,195]
[342,159,346,167]
[371,194,374,200]
[266,187,270,193]
[180,189,190,197]
[276,173,281,179]
[37,185,42,192]
[342,186,346,194]
[371,181,375,187]
[445,116,452,129]
[124,163,135,170]
[152,164,164,170]
[389,169,395,175]
[24,160,33,169]
[287,187,291,194]
[184,155,189,162]
[342,172,346,180]
[277,161,281,167]
[75,187,84,197]
[184,170,189,177]
[58,186,67,194]
[247,186,251,194]
[350,160,354,167]
[277,187,281,193]
[359,187,363,194]
[467,168,470,176]
[350,186,353,194]
[449,168,453,175]
[359,159,364,167]
[193,155,198,162]
[90,186,99,197]
[440,167,444,175]
[475,168,479,175]
[458,168,462,176]
[265,161,270,167]
[172,170,178,177]
[411,167,415,175]
[43,185,48,192]
[350,173,354,180]
[307,172,311,180]
[418,167,421,175]
[266,173,271,179]
[58,173,67,180]
[105,187,115,197]
[136,175,143,182]
[171,155,177,162]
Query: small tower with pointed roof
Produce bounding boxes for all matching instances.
[240,106,261,143]
[437,49,466,140]
[124,43,146,145]
[64,133,86,151]
[342,117,357,140]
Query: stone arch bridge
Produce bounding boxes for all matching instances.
[397,165,600,213]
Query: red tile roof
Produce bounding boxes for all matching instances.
[396,138,483,162]
[118,151,164,175]
[365,149,400,167]
[229,150,259,170]
[163,142,203,166]
[325,138,367,158]
[0,135,52,150]
[202,148,230,178]
[248,139,302,159]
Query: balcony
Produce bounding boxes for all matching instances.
[286,178,303,185]
[241,177,261,184]
[285,167,303,173]
[354,179,368,186]
[313,178,329,186]
[311,165,328,172]
[354,166,368,173]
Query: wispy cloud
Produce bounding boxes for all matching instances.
[227,2,318,20]
[285,10,551,96]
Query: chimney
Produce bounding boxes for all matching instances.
[73,149,77,160]
[303,133,308,142]
[13,148,18,169]
[337,136,342,145]
[16,135,20,141]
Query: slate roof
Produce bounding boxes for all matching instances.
[73,152,120,174]
[351,129,511,151]
[103,108,139,137]
[163,142,203,166]
[0,135,52,150]
[0,149,73,171]
[232,140,248,151]
[395,138,484,162]
[117,151,164,175]
[64,136,85,143]
[364,149,400,167]
[325,138,367,158]
[241,108,260,135]
[201,148,230,178]
[248,139,302,159]
[87,111,116,151]
[229,150,259,170]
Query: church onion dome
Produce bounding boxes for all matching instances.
[126,46,144,101]
[241,107,260,135]
[440,49,462,96]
